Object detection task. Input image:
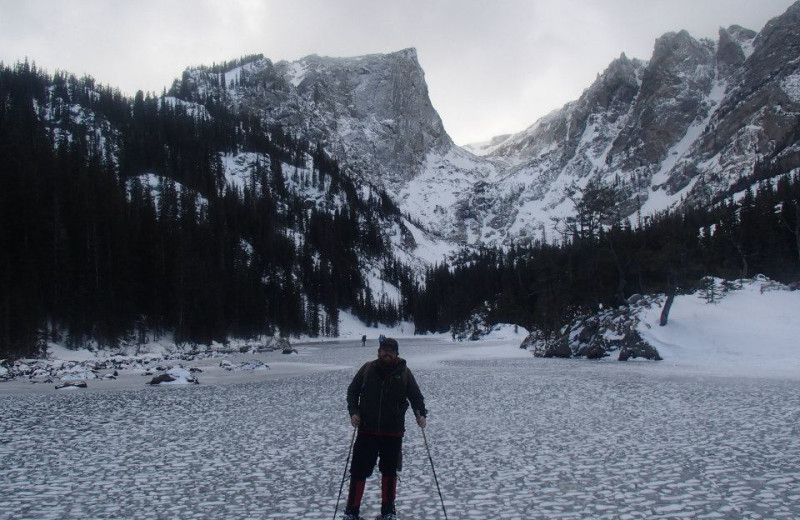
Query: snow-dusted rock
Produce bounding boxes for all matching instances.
[55,380,88,390]
[523,300,663,361]
[278,338,297,354]
[147,366,198,385]
[232,360,269,372]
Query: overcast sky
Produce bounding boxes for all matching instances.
[0,0,796,144]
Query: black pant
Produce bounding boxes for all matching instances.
[350,433,403,479]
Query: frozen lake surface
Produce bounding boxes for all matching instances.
[2,338,799,519]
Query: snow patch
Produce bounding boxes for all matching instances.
[781,71,800,104]
[287,61,310,87]
[334,309,416,340]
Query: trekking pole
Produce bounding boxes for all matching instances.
[421,426,449,520]
[333,426,357,520]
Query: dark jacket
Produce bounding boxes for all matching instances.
[347,358,426,435]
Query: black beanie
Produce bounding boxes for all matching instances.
[380,336,399,352]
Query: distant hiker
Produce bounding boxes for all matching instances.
[361,334,367,347]
[344,336,427,520]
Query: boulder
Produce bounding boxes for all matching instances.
[541,338,572,358]
[147,366,199,385]
[522,330,572,358]
[234,360,269,371]
[627,294,644,305]
[55,381,88,390]
[148,373,175,385]
[277,338,296,354]
[616,329,663,361]
[581,339,610,360]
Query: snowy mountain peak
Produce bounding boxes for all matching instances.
[462,2,800,243]
[169,2,800,248]
[716,25,756,72]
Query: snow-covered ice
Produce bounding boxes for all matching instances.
[1,334,798,519]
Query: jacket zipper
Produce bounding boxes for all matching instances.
[377,367,393,431]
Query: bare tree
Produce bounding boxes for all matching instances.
[659,271,678,326]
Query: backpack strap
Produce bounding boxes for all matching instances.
[360,360,375,393]
[362,360,408,392]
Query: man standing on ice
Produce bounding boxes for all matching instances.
[343,336,427,520]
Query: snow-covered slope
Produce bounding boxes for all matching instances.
[637,277,800,379]
[520,276,800,377]
[462,134,512,157]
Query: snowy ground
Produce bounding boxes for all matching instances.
[1,331,799,519]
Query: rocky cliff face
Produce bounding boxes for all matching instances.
[177,48,456,189]
[675,2,800,203]
[176,2,800,248]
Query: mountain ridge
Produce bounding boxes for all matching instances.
[169,1,800,247]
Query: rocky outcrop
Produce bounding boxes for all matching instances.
[679,2,800,203]
[484,29,719,235]
[716,25,756,75]
[520,330,571,358]
[147,373,176,385]
[611,31,715,170]
[522,300,663,361]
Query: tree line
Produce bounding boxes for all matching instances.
[410,174,800,335]
[0,61,407,359]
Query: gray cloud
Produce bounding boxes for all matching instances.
[0,0,795,144]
